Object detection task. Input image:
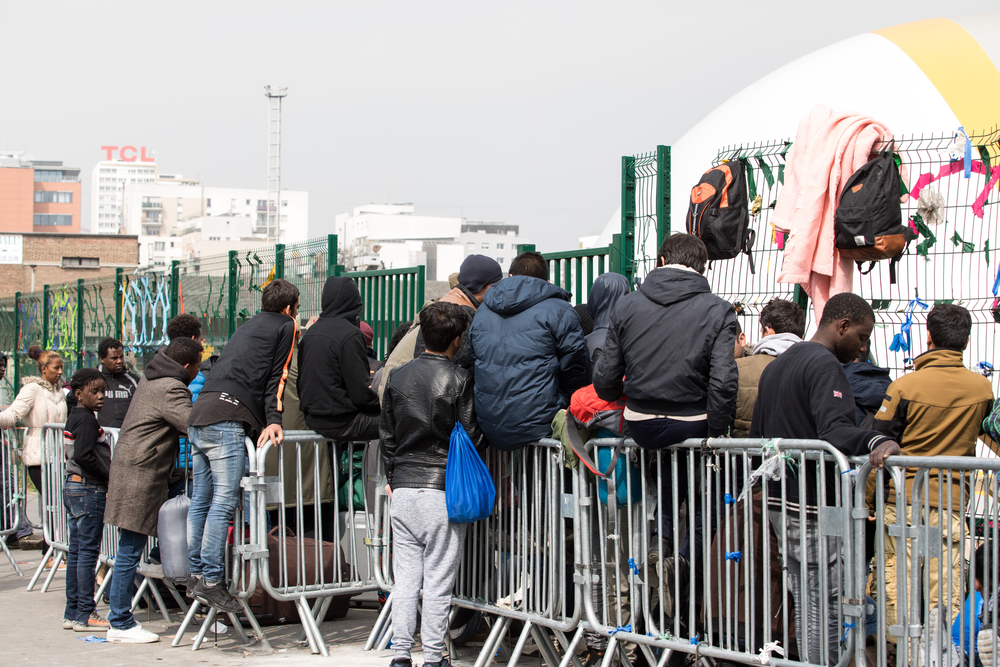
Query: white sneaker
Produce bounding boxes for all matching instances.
[107,623,160,644]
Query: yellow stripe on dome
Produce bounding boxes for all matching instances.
[875,18,1000,134]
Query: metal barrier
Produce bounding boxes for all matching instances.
[172,436,269,651]
[1,427,24,575]
[27,423,72,591]
[572,437,857,667]
[247,433,381,656]
[854,455,1000,667]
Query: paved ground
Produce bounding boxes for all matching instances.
[0,492,543,666]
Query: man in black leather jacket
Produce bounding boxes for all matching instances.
[379,301,485,667]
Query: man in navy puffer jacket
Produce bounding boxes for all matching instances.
[468,251,588,451]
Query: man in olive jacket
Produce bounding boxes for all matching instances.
[103,338,203,643]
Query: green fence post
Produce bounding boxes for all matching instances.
[656,145,671,247]
[621,156,636,284]
[115,268,124,341]
[275,244,285,280]
[610,234,622,275]
[516,244,536,255]
[416,265,426,311]
[42,284,51,350]
[327,235,338,278]
[170,260,180,319]
[228,250,238,339]
[793,285,809,312]
[77,279,85,366]
[13,292,20,390]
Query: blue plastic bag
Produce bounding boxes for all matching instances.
[445,423,496,523]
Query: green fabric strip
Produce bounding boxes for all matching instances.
[742,158,757,200]
[951,230,975,253]
[755,150,774,188]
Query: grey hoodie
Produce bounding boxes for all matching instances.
[751,332,802,357]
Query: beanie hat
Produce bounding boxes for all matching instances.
[359,321,374,346]
[458,254,503,294]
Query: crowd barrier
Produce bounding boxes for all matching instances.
[12,424,1000,667]
[1,427,24,575]
[26,423,72,592]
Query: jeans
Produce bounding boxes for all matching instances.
[769,511,842,667]
[64,480,107,623]
[628,418,711,563]
[107,528,147,630]
[187,422,247,585]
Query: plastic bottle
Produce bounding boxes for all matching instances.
[158,495,190,580]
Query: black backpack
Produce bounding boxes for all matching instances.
[686,160,755,273]
[834,151,915,283]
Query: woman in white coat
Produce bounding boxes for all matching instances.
[0,346,67,498]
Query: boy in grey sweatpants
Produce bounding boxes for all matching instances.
[380,301,486,667]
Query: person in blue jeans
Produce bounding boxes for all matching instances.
[102,338,203,643]
[62,368,111,632]
[186,279,299,612]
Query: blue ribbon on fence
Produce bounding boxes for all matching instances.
[609,625,632,635]
[690,634,700,645]
[993,264,1000,297]
[889,293,929,364]
[960,127,973,178]
[842,622,856,643]
[724,493,735,505]
[627,558,640,576]
[726,551,742,563]
[979,362,994,378]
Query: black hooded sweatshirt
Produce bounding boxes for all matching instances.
[297,276,380,429]
[593,266,738,437]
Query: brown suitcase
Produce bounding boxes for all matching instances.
[244,527,354,626]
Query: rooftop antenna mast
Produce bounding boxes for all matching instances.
[264,85,288,242]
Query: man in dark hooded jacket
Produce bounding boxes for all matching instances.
[593,234,738,601]
[584,272,630,371]
[468,251,588,451]
[298,276,381,441]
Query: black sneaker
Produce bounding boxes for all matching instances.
[423,659,452,667]
[389,660,412,667]
[192,579,243,613]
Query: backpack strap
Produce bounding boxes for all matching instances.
[744,228,756,275]
[855,261,877,276]
[602,439,626,479]
[564,412,604,478]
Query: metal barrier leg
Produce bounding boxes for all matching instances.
[40,549,63,592]
[472,609,511,667]
[223,611,249,645]
[365,595,393,650]
[376,619,394,651]
[190,607,218,651]
[237,597,270,649]
[144,577,173,624]
[557,627,587,667]
[296,596,328,656]
[507,620,534,666]
[130,576,150,609]
[1,537,22,576]
[529,624,564,667]
[600,637,619,667]
[552,629,585,667]
[93,567,112,603]
[26,544,54,590]
[172,599,203,647]
[164,581,189,614]
[444,607,458,663]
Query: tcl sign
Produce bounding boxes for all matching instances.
[100,146,155,162]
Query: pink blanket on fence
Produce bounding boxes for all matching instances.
[774,105,906,318]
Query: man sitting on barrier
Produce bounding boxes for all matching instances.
[62,368,112,632]
[751,292,899,667]
[469,250,588,451]
[380,301,486,667]
[187,279,299,613]
[298,276,381,442]
[593,233,737,610]
[103,338,203,644]
[869,303,995,642]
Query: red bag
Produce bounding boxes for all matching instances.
[568,384,627,435]
[565,384,628,478]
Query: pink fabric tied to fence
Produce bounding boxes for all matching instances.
[909,159,1000,219]
[773,104,908,318]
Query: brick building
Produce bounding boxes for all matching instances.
[0,154,82,234]
[0,232,139,298]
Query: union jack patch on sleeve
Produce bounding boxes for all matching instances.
[833,390,843,399]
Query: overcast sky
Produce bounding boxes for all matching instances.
[4,1,996,251]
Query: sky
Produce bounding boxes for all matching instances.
[3,1,997,251]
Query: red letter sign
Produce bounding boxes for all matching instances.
[140,147,154,162]
[101,146,118,161]
[120,146,137,162]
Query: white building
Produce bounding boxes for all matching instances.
[91,160,158,233]
[335,204,529,281]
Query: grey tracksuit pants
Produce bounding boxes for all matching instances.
[391,488,467,664]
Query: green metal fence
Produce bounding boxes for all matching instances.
[0,234,425,393]
[621,145,671,283]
